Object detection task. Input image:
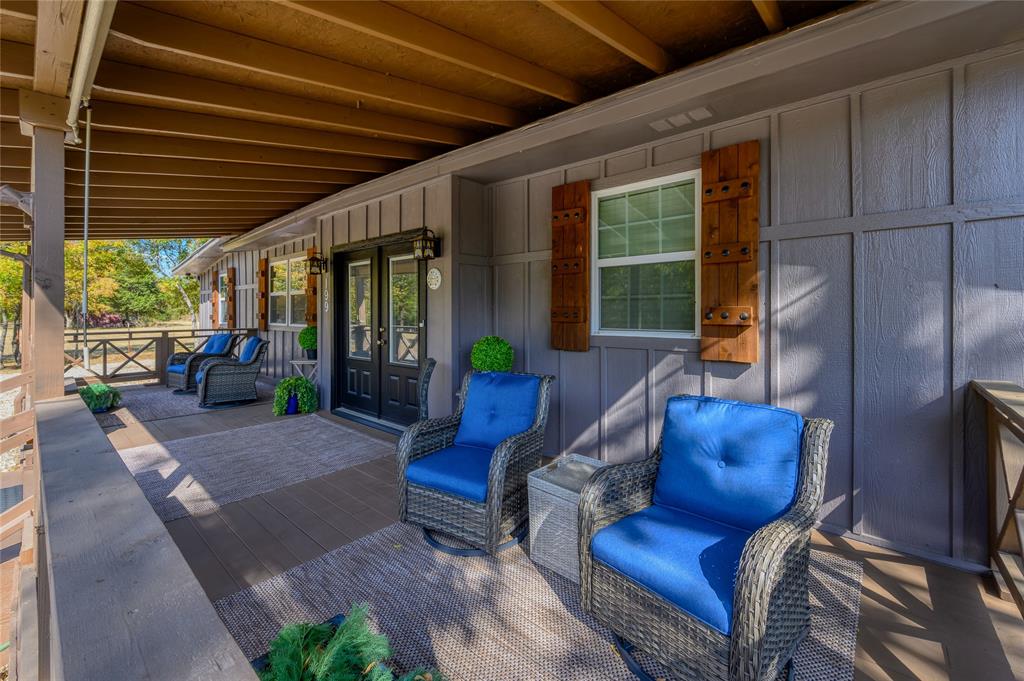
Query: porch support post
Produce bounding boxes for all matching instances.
[22,91,69,399]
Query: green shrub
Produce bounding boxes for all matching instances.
[298,325,317,351]
[273,376,319,415]
[78,383,121,412]
[257,603,443,681]
[470,335,514,372]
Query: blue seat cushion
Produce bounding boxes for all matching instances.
[654,395,803,532]
[238,336,262,363]
[454,372,540,449]
[166,363,186,375]
[196,367,207,384]
[405,444,493,502]
[204,333,232,355]
[591,505,751,634]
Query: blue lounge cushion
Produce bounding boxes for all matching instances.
[654,395,803,532]
[454,372,540,449]
[405,444,493,502]
[166,363,186,375]
[238,336,262,363]
[204,333,232,355]
[591,505,751,634]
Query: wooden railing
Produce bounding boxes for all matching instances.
[971,380,1024,616]
[63,327,258,383]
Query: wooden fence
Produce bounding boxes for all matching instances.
[971,380,1024,617]
[63,327,258,383]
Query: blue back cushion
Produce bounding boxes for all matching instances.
[454,372,540,449]
[204,333,231,354]
[238,336,262,363]
[653,396,803,531]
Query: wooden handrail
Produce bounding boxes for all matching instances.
[971,380,1024,617]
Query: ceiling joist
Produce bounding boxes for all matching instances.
[752,0,786,33]
[280,0,586,104]
[109,3,526,127]
[0,167,343,193]
[540,1,672,74]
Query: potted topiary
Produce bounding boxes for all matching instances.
[298,325,318,360]
[78,383,122,413]
[274,375,318,416]
[470,335,514,372]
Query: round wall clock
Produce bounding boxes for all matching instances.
[426,267,442,290]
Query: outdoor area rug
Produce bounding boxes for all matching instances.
[94,380,275,428]
[215,522,863,681]
[117,414,392,522]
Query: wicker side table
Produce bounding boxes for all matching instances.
[528,453,607,583]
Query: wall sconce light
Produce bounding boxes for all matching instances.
[305,250,328,275]
[412,229,440,261]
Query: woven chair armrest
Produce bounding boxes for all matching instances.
[578,457,658,541]
[396,415,461,471]
[168,351,192,366]
[197,357,240,376]
[185,351,227,370]
[486,425,546,491]
[729,417,834,681]
[729,509,814,681]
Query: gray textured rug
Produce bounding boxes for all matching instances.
[94,381,275,427]
[215,523,862,680]
[118,414,392,522]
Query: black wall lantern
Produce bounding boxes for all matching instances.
[305,250,329,275]
[412,228,440,261]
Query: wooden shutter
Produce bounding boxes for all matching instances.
[210,268,219,329]
[699,140,760,363]
[550,180,590,352]
[226,266,237,328]
[305,247,318,326]
[257,257,269,331]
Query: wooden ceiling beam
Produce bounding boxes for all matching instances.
[540,1,672,74]
[280,0,586,104]
[1,89,433,161]
[0,41,475,146]
[752,0,786,33]
[61,130,407,173]
[2,183,328,203]
[0,41,34,84]
[82,100,434,161]
[61,153,370,184]
[92,59,474,146]
[33,0,84,96]
[1,166,346,193]
[64,198,308,209]
[109,3,526,127]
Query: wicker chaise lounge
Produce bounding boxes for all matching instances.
[397,370,554,556]
[166,332,237,392]
[579,395,833,681]
[196,336,269,408]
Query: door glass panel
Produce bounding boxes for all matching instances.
[347,261,372,359]
[389,256,418,366]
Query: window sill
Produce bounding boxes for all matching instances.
[592,330,698,340]
[269,323,307,332]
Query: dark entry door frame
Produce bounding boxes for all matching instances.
[331,232,428,427]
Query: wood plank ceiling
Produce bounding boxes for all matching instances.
[0,0,850,241]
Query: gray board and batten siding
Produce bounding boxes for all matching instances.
[473,45,1024,569]
[199,43,1024,569]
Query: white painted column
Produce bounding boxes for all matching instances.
[30,125,66,399]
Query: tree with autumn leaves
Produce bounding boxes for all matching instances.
[0,238,203,366]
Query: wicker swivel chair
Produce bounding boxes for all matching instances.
[196,336,269,407]
[166,332,237,392]
[579,395,833,681]
[397,370,554,556]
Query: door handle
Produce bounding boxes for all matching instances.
[376,337,388,346]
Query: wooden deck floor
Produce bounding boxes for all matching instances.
[101,402,1023,681]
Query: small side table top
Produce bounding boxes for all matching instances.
[289,359,318,382]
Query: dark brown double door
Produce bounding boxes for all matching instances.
[334,244,425,426]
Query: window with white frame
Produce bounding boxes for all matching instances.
[592,170,700,336]
[217,271,229,325]
[269,257,308,327]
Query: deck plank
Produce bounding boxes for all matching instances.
[261,486,353,550]
[216,501,303,576]
[165,516,239,601]
[191,510,274,590]
[236,496,324,564]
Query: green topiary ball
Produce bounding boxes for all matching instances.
[298,325,317,351]
[470,335,514,372]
